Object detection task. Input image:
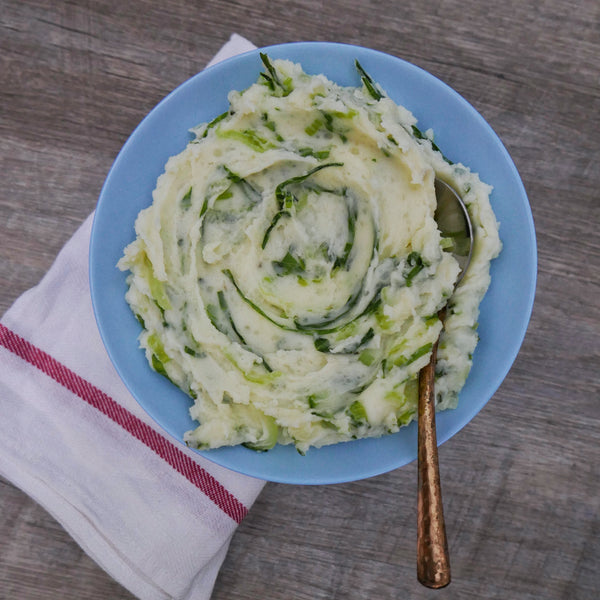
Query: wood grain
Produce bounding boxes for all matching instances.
[1,0,599,598]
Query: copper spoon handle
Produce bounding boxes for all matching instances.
[417,332,451,588]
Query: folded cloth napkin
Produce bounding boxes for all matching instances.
[0,34,264,600]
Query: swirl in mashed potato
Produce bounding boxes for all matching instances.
[118,56,501,454]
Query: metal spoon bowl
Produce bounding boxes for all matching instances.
[416,178,473,588]
[434,178,473,283]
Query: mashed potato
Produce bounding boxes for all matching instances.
[118,55,501,454]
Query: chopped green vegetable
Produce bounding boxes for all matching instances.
[242,414,279,451]
[216,128,276,153]
[261,210,289,249]
[308,392,347,419]
[354,60,383,100]
[393,342,433,367]
[224,269,295,332]
[272,250,306,276]
[298,147,330,159]
[304,118,323,136]
[262,163,344,251]
[332,197,357,270]
[411,125,453,164]
[184,345,203,358]
[313,337,331,353]
[147,332,170,364]
[358,348,377,366]
[259,52,293,96]
[151,354,169,378]
[143,256,171,311]
[274,163,344,209]
[347,400,368,426]
[404,252,426,287]
[181,187,193,210]
[201,111,228,138]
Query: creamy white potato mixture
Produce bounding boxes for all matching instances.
[118,56,501,454]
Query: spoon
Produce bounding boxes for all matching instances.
[416,178,473,588]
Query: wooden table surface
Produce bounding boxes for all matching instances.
[2,1,599,598]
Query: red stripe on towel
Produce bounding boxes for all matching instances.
[0,323,248,524]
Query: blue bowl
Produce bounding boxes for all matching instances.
[90,42,536,484]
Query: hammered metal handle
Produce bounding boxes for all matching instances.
[417,336,451,588]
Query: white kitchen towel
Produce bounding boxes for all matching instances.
[0,33,264,600]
